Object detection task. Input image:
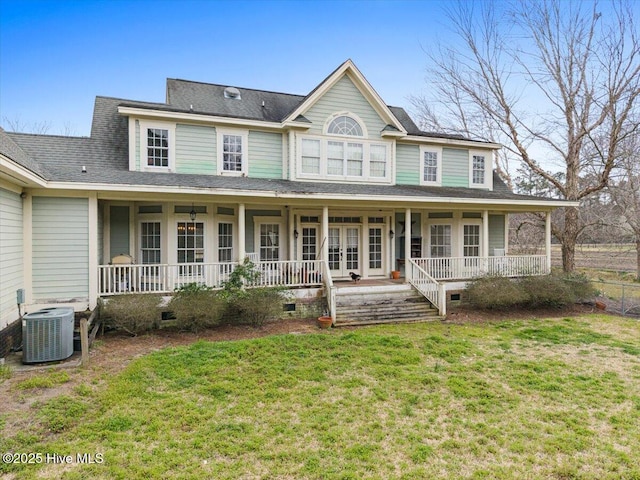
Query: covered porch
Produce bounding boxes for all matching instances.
[97,197,554,317]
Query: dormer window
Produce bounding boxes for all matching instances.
[327,115,364,137]
[139,120,175,171]
[217,127,248,176]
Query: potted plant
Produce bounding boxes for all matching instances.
[317,311,333,329]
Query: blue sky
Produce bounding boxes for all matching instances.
[0,0,454,137]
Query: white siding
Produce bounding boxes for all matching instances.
[0,188,23,329]
[32,197,89,301]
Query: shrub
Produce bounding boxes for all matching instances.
[465,273,597,310]
[464,276,529,310]
[102,294,162,335]
[519,275,573,307]
[169,289,225,332]
[228,287,289,327]
[219,258,261,299]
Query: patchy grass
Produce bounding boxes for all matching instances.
[0,364,11,383]
[1,314,639,479]
[14,370,71,390]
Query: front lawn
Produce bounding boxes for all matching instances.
[2,314,639,479]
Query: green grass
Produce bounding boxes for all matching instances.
[1,314,639,479]
[14,370,70,390]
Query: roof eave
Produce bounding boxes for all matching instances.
[401,135,502,149]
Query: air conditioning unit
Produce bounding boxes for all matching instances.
[22,307,74,364]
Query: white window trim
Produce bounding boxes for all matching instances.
[420,146,443,186]
[139,120,176,172]
[138,219,163,265]
[253,216,285,261]
[427,222,453,258]
[175,219,206,264]
[468,150,493,189]
[461,220,482,258]
[217,127,249,176]
[295,134,392,184]
[215,215,235,263]
[323,111,369,138]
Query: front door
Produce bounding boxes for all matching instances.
[328,226,360,278]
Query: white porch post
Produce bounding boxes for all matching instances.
[482,210,489,258]
[88,194,99,310]
[545,210,552,273]
[322,206,329,263]
[404,208,411,279]
[238,203,246,261]
[288,207,295,260]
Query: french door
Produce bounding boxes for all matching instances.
[328,226,360,277]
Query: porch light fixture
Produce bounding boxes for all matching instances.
[189,204,197,221]
[294,229,299,239]
[389,229,395,239]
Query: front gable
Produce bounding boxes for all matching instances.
[302,75,387,140]
[284,60,405,135]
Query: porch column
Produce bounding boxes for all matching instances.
[482,210,489,257]
[545,211,552,273]
[404,208,411,278]
[322,206,329,263]
[88,193,99,310]
[288,207,295,260]
[238,203,246,261]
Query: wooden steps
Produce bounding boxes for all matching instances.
[333,284,442,326]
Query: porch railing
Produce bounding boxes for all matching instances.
[407,258,445,316]
[413,255,547,281]
[98,260,324,296]
[246,260,323,288]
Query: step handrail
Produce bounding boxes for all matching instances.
[407,258,446,316]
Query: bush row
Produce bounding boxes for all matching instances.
[464,273,596,310]
[101,260,289,335]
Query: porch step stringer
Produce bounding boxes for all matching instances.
[333,284,443,327]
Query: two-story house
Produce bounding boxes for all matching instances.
[0,60,572,349]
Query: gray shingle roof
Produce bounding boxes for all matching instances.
[0,128,49,179]
[4,127,558,204]
[166,79,305,123]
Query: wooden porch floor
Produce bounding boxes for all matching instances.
[333,278,406,289]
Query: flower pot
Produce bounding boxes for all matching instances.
[391,270,400,280]
[317,316,333,329]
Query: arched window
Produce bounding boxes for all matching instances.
[327,115,363,137]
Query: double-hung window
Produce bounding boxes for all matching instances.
[177,222,204,276]
[259,224,280,261]
[147,129,168,167]
[470,150,491,188]
[430,225,452,258]
[217,128,248,175]
[140,121,175,171]
[140,222,161,264]
[421,147,442,185]
[218,222,233,263]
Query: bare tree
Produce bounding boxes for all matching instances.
[608,134,640,279]
[2,116,52,134]
[415,0,640,271]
